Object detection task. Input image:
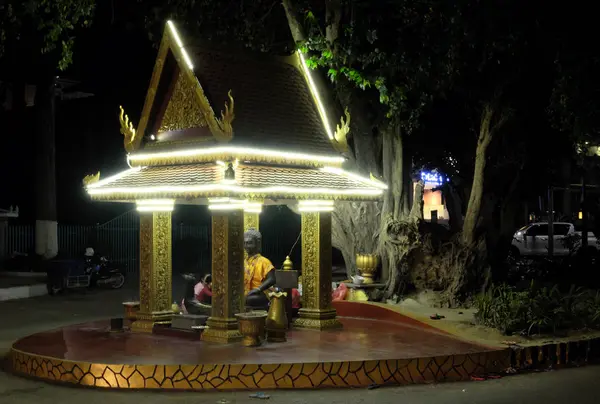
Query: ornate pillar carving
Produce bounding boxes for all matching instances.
[131,211,173,333]
[294,211,341,330]
[243,212,260,232]
[202,209,245,343]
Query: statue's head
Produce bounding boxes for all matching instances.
[244,228,262,256]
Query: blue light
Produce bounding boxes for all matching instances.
[420,171,445,186]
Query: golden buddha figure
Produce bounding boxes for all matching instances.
[244,228,276,310]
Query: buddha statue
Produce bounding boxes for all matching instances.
[244,228,276,310]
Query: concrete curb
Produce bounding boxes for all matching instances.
[0,284,47,302]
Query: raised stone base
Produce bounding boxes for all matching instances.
[294,308,342,330]
[202,317,242,343]
[171,314,208,331]
[130,311,173,333]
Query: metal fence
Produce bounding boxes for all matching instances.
[3,206,303,276]
[2,210,211,276]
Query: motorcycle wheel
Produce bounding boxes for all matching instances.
[111,273,125,289]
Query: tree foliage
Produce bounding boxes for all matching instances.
[0,0,95,71]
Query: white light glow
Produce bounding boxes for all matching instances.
[136,199,175,206]
[181,48,194,70]
[136,206,174,212]
[244,208,262,214]
[222,179,237,185]
[166,20,194,70]
[208,203,246,211]
[88,184,384,197]
[135,199,175,212]
[298,51,334,140]
[298,206,335,213]
[320,166,388,189]
[299,200,335,206]
[208,197,233,203]
[167,21,183,48]
[127,146,345,166]
[86,167,142,189]
[216,160,226,167]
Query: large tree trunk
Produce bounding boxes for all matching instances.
[34,73,58,259]
[443,102,510,306]
[283,0,422,299]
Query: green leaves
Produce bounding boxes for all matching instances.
[0,0,96,70]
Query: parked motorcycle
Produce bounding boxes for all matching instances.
[47,252,125,295]
[84,255,126,289]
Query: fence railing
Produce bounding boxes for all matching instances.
[2,207,304,276]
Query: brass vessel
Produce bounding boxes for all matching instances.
[123,301,140,321]
[356,254,379,284]
[266,291,288,342]
[282,256,293,270]
[235,311,268,347]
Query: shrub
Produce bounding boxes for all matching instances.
[474,283,600,335]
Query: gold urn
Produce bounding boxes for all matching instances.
[356,254,379,284]
[266,291,288,342]
[235,311,268,347]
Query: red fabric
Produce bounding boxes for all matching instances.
[332,283,348,301]
[291,288,301,308]
[197,286,212,304]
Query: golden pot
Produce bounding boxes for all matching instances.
[356,254,379,284]
[123,301,140,321]
[266,291,288,342]
[235,311,268,347]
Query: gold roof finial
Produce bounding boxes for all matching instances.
[282,256,293,271]
[119,106,138,153]
[333,107,350,152]
[213,90,235,141]
[82,171,100,186]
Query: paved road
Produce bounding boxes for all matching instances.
[1,286,599,403]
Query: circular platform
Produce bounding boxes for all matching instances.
[10,302,510,390]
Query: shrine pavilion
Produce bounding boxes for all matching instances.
[83,20,387,343]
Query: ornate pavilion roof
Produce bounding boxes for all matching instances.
[84,20,385,204]
[86,163,384,202]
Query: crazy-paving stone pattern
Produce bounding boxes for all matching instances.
[11,350,510,390]
[9,316,511,390]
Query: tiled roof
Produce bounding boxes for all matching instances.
[189,49,334,155]
[87,163,383,202]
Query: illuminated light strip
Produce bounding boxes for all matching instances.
[127,146,345,165]
[298,206,335,213]
[88,184,384,197]
[167,20,194,70]
[299,200,335,206]
[244,208,262,214]
[137,205,174,212]
[136,199,174,206]
[86,167,142,189]
[320,166,388,190]
[208,203,246,211]
[298,51,334,140]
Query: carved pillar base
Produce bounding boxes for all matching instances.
[132,211,173,333]
[294,211,342,330]
[202,210,244,344]
[130,312,173,333]
[294,308,341,330]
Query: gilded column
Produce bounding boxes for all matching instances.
[131,211,173,333]
[294,211,341,330]
[243,212,260,232]
[202,209,245,343]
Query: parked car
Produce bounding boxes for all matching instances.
[511,222,598,258]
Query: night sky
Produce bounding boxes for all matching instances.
[1,4,157,224]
